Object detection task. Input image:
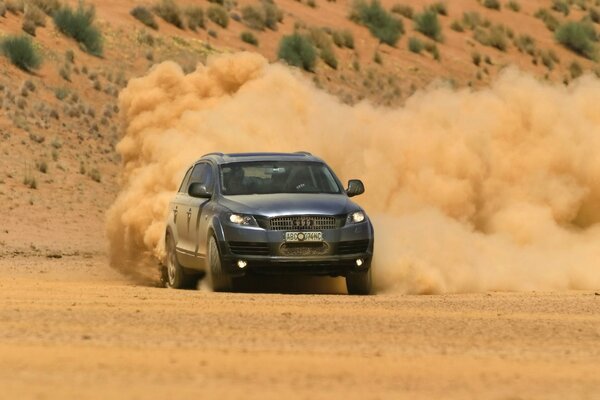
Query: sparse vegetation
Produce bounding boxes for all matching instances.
[506,1,520,12]
[36,160,47,174]
[551,0,570,16]
[54,87,69,100]
[590,8,600,24]
[514,34,536,55]
[430,2,447,16]
[0,35,42,71]
[185,6,205,31]
[153,0,184,29]
[131,6,158,30]
[391,3,413,19]
[53,3,103,56]
[555,21,598,60]
[207,4,229,28]
[535,8,560,32]
[450,20,464,32]
[89,168,101,183]
[569,60,583,78]
[471,51,481,65]
[30,0,61,15]
[277,33,317,72]
[240,31,258,46]
[332,29,354,48]
[474,25,509,51]
[309,27,338,69]
[373,50,382,64]
[350,0,404,46]
[482,0,501,11]
[461,11,483,30]
[408,36,424,53]
[414,9,442,42]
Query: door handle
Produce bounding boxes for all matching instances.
[187,208,192,218]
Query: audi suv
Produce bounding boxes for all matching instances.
[163,152,374,294]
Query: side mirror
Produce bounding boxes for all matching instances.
[346,179,365,197]
[188,182,212,198]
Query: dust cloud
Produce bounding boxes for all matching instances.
[106,52,600,293]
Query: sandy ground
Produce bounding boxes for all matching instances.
[0,256,598,399]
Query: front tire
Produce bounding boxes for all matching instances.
[206,235,233,292]
[345,268,372,295]
[163,234,198,289]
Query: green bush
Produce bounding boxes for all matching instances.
[53,3,103,56]
[414,9,442,41]
[391,3,413,19]
[131,6,158,30]
[555,21,598,60]
[551,0,569,16]
[185,6,205,31]
[506,0,520,12]
[1,34,42,71]
[207,5,228,28]
[350,0,404,46]
[408,36,424,53]
[153,0,183,28]
[277,33,317,72]
[482,0,500,10]
[240,31,258,46]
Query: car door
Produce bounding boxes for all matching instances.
[179,162,214,269]
[173,167,193,256]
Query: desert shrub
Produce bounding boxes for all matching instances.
[506,0,520,12]
[153,0,183,28]
[36,160,47,173]
[0,35,42,71]
[24,79,35,91]
[185,6,204,30]
[474,25,508,51]
[240,31,258,46]
[207,4,228,28]
[241,4,265,30]
[514,34,536,55]
[450,20,464,32]
[461,11,482,30]
[89,168,101,183]
[131,6,158,30]
[208,29,217,37]
[277,33,317,71]
[408,36,423,53]
[540,49,558,69]
[471,51,482,65]
[424,40,440,60]
[350,0,404,46]
[430,2,447,16]
[6,0,24,14]
[535,8,559,32]
[551,0,569,16]
[332,29,354,48]
[391,3,413,19]
[54,87,69,100]
[590,8,600,24]
[307,0,316,8]
[23,175,37,189]
[373,50,382,63]
[25,4,46,26]
[22,18,37,35]
[65,49,74,63]
[263,1,283,29]
[53,3,103,56]
[482,0,500,10]
[59,66,70,81]
[555,21,598,60]
[0,2,6,16]
[30,0,61,15]
[320,45,337,69]
[569,60,583,78]
[414,9,442,41]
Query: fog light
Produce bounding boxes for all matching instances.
[237,260,247,269]
[356,258,364,267]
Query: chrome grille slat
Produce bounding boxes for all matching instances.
[268,215,338,231]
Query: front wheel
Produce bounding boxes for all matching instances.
[345,268,372,295]
[206,236,233,292]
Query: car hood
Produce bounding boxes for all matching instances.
[220,193,358,217]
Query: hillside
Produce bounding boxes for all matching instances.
[1,0,599,256]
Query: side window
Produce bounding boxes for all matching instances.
[188,163,214,192]
[178,167,193,193]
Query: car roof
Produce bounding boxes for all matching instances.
[198,152,324,165]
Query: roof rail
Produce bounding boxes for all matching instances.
[202,152,225,157]
[295,151,312,156]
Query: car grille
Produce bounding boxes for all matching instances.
[279,242,329,256]
[228,242,270,256]
[337,240,370,255]
[267,215,340,231]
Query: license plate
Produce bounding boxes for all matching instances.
[285,232,323,242]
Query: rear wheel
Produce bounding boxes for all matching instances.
[206,236,233,292]
[163,234,198,289]
[345,268,372,295]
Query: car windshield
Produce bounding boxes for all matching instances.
[220,161,342,195]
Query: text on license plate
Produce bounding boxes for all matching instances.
[285,232,323,242]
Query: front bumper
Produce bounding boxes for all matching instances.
[219,220,374,277]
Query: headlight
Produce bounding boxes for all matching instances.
[348,211,366,224]
[229,213,255,225]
